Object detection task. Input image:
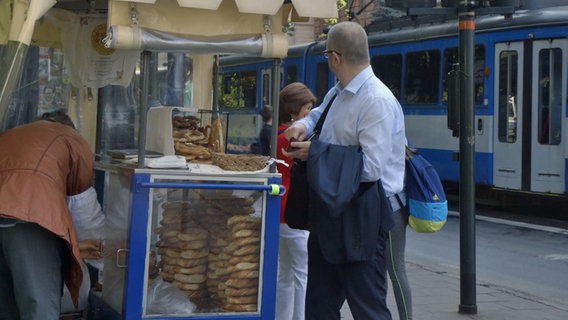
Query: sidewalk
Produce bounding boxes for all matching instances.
[340,261,568,320]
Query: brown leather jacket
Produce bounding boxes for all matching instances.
[0,120,93,306]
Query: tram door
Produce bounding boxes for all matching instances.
[494,40,567,194]
[530,39,566,194]
[493,42,524,191]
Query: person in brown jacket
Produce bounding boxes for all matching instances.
[0,110,93,320]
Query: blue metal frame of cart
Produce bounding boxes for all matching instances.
[119,172,283,319]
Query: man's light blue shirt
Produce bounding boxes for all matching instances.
[296,65,406,196]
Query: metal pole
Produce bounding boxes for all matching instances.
[148,52,160,107]
[138,51,151,168]
[270,58,282,173]
[458,0,477,314]
[212,55,220,120]
[169,53,185,106]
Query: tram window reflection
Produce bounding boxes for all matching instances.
[442,45,485,106]
[404,50,440,105]
[372,54,402,101]
[315,62,329,106]
[286,65,298,85]
[219,70,257,109]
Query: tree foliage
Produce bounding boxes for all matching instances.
[320,0,349,39]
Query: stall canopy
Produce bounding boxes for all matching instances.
[113,0,339,17]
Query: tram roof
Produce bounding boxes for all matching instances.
[364,4,568,45]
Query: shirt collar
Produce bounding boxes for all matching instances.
[334,65,374,95]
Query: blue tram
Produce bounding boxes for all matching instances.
[218,1,568,196]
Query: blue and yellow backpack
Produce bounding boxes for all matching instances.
[403,146,448,233]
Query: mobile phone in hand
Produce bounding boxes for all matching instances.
[286,138,298,152]
[286,132,318,152]
[305,132,318,141]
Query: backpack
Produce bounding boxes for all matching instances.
[401,146,448,233]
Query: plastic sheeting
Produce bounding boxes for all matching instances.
[44,10,139,89]
[0,0,56,126]
[106,0,291,57]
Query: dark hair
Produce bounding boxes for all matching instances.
[39,110,75,128]
[278,82,316,123]
[261,105,273,123]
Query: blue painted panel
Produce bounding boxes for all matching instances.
[418,148,493,185]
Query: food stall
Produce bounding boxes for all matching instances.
[1,1,338,319]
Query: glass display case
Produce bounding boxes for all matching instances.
[92,163,282,319]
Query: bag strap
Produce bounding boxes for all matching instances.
[313,94,338,137]
[394,193,404,208]
[394,144,414,208]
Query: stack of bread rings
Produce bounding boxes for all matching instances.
[192,189,257,307]
[193,206,232,306]
[172,115,214,163]
[154,190,263,313]
[221,215,261,312]
[156,201,210,307]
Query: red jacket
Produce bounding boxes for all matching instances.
[276,124,292,224]
[0,120,93,306]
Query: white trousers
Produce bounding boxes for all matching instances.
[274,223,309,320]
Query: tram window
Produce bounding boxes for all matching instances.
[241,71,257,109]
[442,45,485,105]
[497,50,518,143]
[286,65,298,85]
[404,50,440,105]
[315,62,329,105]
[372,54,402,100]
[223,75,232,94]
[219,70,257,109]
[538,48,562,145]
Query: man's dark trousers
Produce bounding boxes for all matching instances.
[305,231,392,320]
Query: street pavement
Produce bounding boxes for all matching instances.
[340,212,568,320]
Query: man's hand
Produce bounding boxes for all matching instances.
[282,140,311,161]
[78,239,103,260]
[282,124,311,160]
[284,124,307,141]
